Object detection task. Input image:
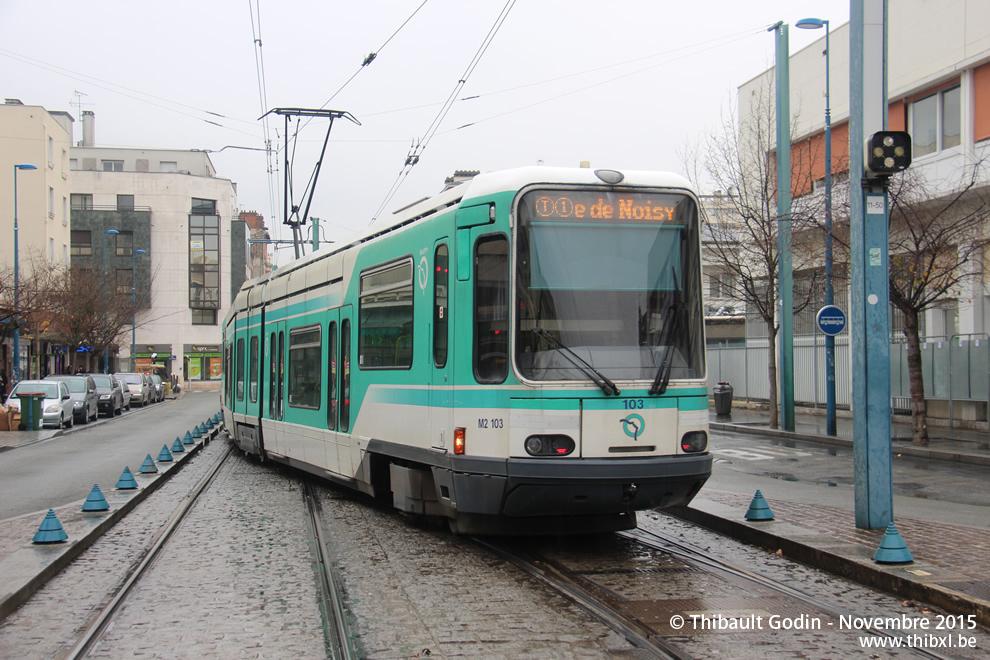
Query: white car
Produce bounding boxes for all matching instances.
[5,379,74,429]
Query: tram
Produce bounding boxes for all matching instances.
[222,166,711,534]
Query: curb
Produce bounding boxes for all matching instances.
[667,502,990,628]
[0,426,220,622]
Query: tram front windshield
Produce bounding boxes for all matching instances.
[515,188,704,383]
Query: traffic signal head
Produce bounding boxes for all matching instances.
[865,131,911,176]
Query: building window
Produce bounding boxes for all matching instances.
[71,230,92,256]
[71,194,93,210]
[62,196,68,226]
[116,269,133,295]
[911,86,960,158]
[709,272,733,298]
[160,161,177,173]
[116,231,133,256]
[102,160,124,172]
[117,194,135,211]
[49,238,55,263]
[70,158,79,170]
[192,309,217,325]
[48,136,54,166]
[189,199,220,312]
[49,187,55,219]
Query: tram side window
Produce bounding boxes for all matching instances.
[327,322,337,430]
[223,343,231,405]
[474,235,509,383]
[434,244,449,368]
[341,319,351,433]
[288,326,321,409]
[268,332,276,417]
[359,260,413,369]
[277,330,285,420]
[235,338,245,400]
[249,336,259,403]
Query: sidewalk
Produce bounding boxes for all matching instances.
[680,405,990,627]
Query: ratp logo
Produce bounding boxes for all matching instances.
[620,414,645,441]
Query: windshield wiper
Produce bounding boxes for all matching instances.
[531,327,620,396]
[649,270,683,396]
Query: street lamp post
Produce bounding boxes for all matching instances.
[11,163,38,387]
[102,229,119,373]
[131,249,146,371]
[796,17,836,436]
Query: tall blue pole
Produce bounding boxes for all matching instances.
[771,21,795,431]
[798,16,837,436]
[11,164,37,387]
[850,0,894,530]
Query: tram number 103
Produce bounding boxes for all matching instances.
[623,399,645,410]
[477,418,504,429]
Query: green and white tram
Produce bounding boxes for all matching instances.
[222,166,711,534]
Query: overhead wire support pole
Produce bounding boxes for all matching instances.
[259,107,360,260]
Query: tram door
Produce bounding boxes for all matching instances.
[429,241,452,450]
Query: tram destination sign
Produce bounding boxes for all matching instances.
[523,190,687,224]
[816,305,847,336]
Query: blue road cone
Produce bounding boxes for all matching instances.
[873,522,914,564]
[81,484,110,512]
[191,425,202,439]
[182,431,194,445]
[171,438,185,453]
[204,418,214,429]
[214,413,222,424]
[33,509,68,544]
[116,466,139,490]
[139,454,158,474]
[744,490,775,521]
[157,445,174,462]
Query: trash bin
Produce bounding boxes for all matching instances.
[713,382,733,416]
[17,392,46,431]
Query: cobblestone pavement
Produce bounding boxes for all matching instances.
[315,487,641,658]
[90,449,326,658]
[0,440,232,658]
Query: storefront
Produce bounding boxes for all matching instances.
[185,344,222,381]
[133,344,175,379]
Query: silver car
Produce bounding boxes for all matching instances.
[45,374,98,423]
[5,379,74,429]
[116,372,152,406]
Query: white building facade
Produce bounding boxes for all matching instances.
[70,142,240,387]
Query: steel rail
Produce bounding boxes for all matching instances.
[63,443,234,660]
[623,527,956,660]
[303,481,359,660]
[470,536,692,660]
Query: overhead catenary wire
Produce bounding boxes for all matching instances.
[248,0,282,245]
[370,0,517,224]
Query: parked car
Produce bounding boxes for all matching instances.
[45,374,98,424]
[149,374,166,402]
[119,381,132,410]
[116,372,152,407]
[86,374,124,416]
[4,379,74,429]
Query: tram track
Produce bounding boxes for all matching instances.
[302,480,359,660]
[62,442,234,660]
[472,524,963,660]
[622,526,957,660]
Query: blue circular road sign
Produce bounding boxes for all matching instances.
[816,305,846,336]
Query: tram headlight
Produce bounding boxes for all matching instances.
[524,434,575,457]
[680,431,708,453]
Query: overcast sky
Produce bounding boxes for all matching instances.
[3,1,850,264]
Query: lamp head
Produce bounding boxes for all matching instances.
[796,17,828,30]
[105,229,119,235]
[15,163,38,170]
[135,249,147,255]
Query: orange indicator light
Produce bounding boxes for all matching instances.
[454,427,466,455]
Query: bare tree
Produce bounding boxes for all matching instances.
[885,164,990,445]
[682,86,823,428]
